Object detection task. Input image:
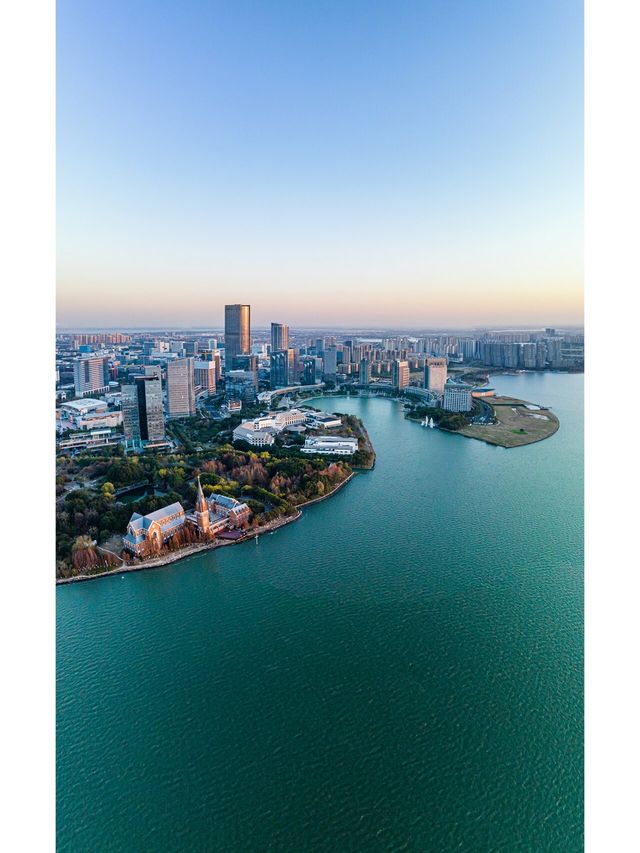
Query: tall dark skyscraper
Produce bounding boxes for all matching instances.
[225,304,251,369]
[302,356,322,385]
[270,322,289,353]
[122,376,165,445]
[270,348,295,388]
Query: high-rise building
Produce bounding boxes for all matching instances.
[73,355,109,397]
[359,357,371,384]
[233,354,258,390]
[166,357,196,418]
[122,376,165,445]
[302,357,322,385]
[144,364,162,380]
[535,341,548,369]
[392,359,409,390]
[193,360,217,395]
[270,322,289,353]
[199,349,222,379]
[546,339,564,368]
[323,345,338,381]
[225,371,258,402]
[459,338,476,361]
[270,348,295,388]
[225,304,251,368]
[520,343,537,369]
[424,357,447,395]
[503,343,519,369]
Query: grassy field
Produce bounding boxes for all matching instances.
[458,396,559,448]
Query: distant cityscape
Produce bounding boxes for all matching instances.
[56,305,584,454]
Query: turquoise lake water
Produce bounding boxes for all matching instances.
[57,373,583,852]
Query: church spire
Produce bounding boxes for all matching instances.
[196,475,208,514]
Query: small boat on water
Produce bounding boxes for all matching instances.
[429,417,435,428]
[421,417,429,427]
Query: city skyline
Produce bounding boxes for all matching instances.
[57,0,583,329]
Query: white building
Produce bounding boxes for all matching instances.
[304,411,342,429]
[272,408,307,429]
[301,435,358,455]
[57,398,123,432]
[232,408,307,446]
[443,384,473,412]
[166,357,196,418]
[73,355,109,397]
[57,428,123,451]
[232,424,275,446]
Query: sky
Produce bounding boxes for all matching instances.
[57,0,583,330]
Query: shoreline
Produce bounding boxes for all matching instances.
[56,471,356,586]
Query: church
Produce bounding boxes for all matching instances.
[122,502,186,556]
[122,477,252,557]
[187,477,252,536]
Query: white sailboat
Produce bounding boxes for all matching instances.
[421,416,429,427]
[429,417,435,428]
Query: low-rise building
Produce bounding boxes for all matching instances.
[57,428,123,451]
[404,386,439,405]
[222,399,242,415]
[301,435,358,455]
[443,383,473,412]
[123,502,187,556]
[305,411,342,429]
[232,424,275,446]
[57,398,123,432]
[122,483,252,557]
[232,408,307,445]
[208,493,252,527]
[186,478,235,537]
[272,408,307,429]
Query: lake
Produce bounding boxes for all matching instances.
[57,372,583,852]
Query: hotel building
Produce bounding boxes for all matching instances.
[424,357,448,395]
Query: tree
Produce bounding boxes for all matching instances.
[101,482,116,503]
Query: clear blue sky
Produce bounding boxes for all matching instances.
[57,0,583,329]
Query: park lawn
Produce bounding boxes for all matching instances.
[458,396,559,448]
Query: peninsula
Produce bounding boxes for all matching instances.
[404,391,559,449]
[56,407,374,582]
[457,396,559,448]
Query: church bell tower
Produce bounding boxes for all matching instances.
[194,476,210,534]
